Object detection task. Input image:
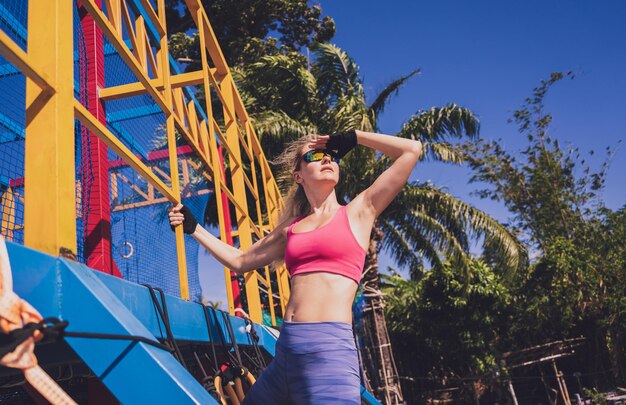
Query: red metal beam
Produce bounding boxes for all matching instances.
[108,145,194,169]
[80,0,121,277]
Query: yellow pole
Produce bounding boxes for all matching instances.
[0,187,16,241]
[158,0,189,300]
[24,0,77,256]
[220,75,262,323]
[197,13,236,314]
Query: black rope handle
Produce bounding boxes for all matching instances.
[0,318,174,356]
[142,284,188,369]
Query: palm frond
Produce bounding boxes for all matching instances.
[240,54,320,119]
[310,42,361,106]
[377,218,426,277]
[231,66,259,110]
[401,183,526,276]
[251,110,317,159]
[368,68,421,120]
[323,91,373,134]
[421,142,465,164]
[400,104,480,142]
[404,209,472,269]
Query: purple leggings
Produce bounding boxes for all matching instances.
[243,321,361,404]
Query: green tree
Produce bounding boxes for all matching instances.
[463,72,610,250]
[383,260,511,402]
[462,72,625,388]
[165,0,335,67]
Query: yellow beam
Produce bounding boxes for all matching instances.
[185,1,229,72]
[158,0,189,300]
[220,77,263,323]
[244,117,279,325]
[0,30,53,94]
[197,13,236,315]
[99,70,212,100]
[138,0,165,38]
[81,0,170,115]
[0,187,16,241]
[74,101,177,203]
[24,0,76,256]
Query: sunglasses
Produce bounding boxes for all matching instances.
[295,150,340,170]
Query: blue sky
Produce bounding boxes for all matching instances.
[200,1,626,301]
[315,0,625,274]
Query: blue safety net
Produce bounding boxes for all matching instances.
[0,0,27,245]
[0,0,205,300]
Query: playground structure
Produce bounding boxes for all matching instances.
[0,0,381,402]
[0,0,289,324]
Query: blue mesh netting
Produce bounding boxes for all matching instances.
[111,193,205,301]
[0,0,206,300]
[102,6,204,299]
[0,0,91,258]
[0,0,27,244]
[0,0,27,51]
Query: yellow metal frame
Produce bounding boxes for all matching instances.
[0,0,290,324]
[23,0,77,257]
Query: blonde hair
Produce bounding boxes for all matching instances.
[271,134,318,224]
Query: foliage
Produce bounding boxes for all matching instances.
[383,260,511,380]
[461,72,626,387]
[582,387,607,403]
[165,0,335,67]
[462,72,614,251]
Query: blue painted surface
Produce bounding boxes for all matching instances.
[90,265,277,356]
[7,242,217,404]
[361,387,383,404]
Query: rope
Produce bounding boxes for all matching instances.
[142,284,187,369]
[220,310,243,366]
[0,236,77,404]
[203,306,258,405]
[205,306,240,367]
[200,304,221,373]
[234,308,267,373]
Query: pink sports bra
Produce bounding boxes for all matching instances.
[284,205,366,284]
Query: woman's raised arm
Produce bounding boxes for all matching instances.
[355,130,422,217]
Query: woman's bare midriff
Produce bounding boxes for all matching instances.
[284,272,359,323]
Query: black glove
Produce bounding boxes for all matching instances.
[170,205,198,234]
[325,129,357,159]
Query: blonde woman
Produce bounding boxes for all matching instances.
[169,129,422,404]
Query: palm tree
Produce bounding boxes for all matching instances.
[231,43,525,404]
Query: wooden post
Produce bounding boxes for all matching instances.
[552,360,571,405]
[507,378,519,405]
